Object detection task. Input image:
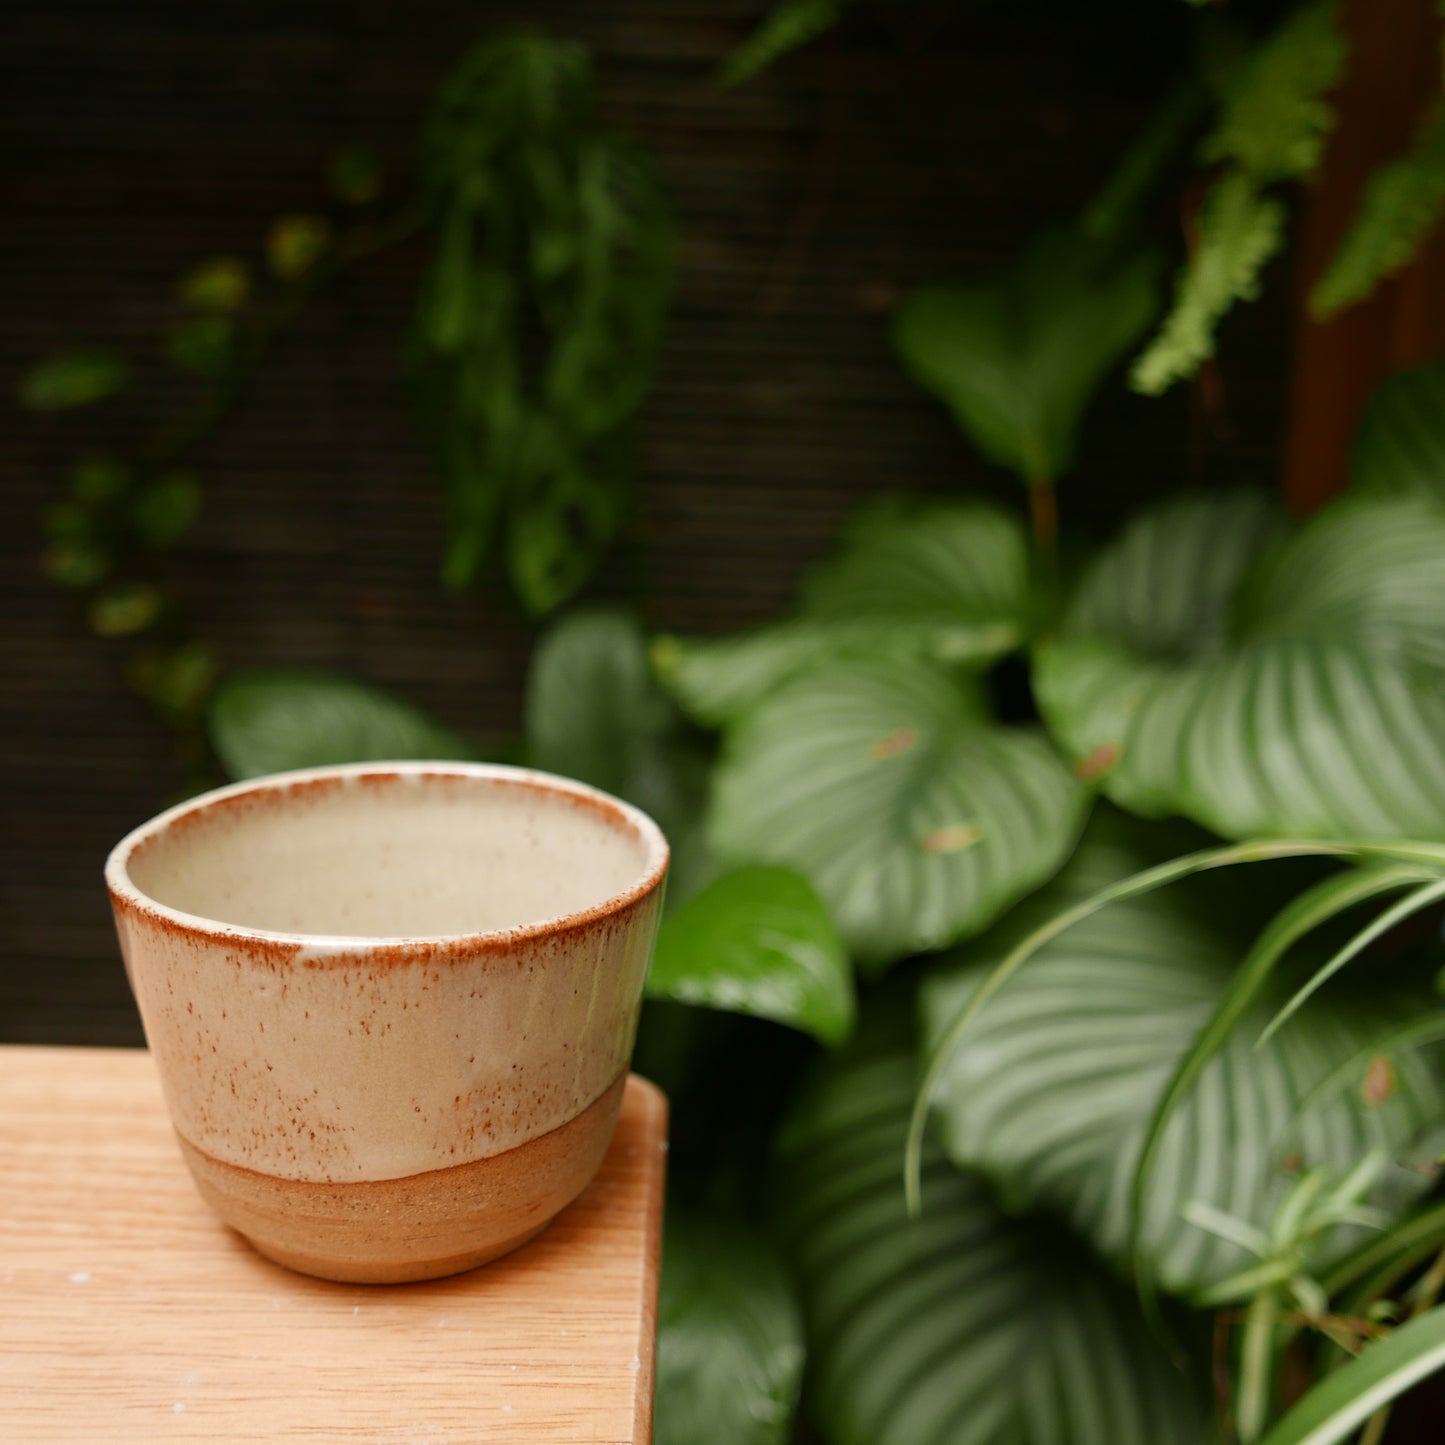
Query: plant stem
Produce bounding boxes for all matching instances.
[1237,1287,1280,1442]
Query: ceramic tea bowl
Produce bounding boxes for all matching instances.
[105,762,668,1283]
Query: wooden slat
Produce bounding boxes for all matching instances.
[0,1048,667,1443]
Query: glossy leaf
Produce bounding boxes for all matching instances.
[655,1214,804,1445]
[775,1026,1209,1445]
[1037,490,1445,841]
[648,866,853,1044]
[1257,1305,1445,1445]
[710,654,1088,968]
[524,609,713,903]
[18,350,128,410]
[920,824,1445,1299]
[1352,361,1445,504]
[655,499,1033,726]
[895,229,1160,483]
[209,668,475,779]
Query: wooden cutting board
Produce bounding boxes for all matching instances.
[0,1046,666,1442]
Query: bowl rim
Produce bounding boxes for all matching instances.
[105,761,670,957]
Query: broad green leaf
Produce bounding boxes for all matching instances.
[920,824,1445,1299]
[18,350,128,410]
[1131,174,1286,395]
[1312,104,1445,318]
[655,500,1033,726]
[775,1027,1209,1445]
[1352,361,1445,504]
[718,0,841,87]
[1037,490,1445,840]
[710,654,1089,969]
[209,668,475,779]
[524,609,713,903]
[1257,1305,1445,1445]
[648,866,853,1045]
[655,1213,804,1445]
[896,229,1160,483]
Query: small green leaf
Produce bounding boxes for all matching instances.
[710,654,1088,968]
[655,1214,804,1445]
[130,642,218,721]
[19,350,128,410]
[327,145,382,205]
[209,669,475,779]
[718,0,841,87]
[167,315,234,375]
[648,865,853,1044]
[71,459,129,506]
[1257,1304,1445,1445]
[777,1025,1210,1445]
[267,214,332,280]
[1352,361,1445,504]
[177,257,250,312]
[88,583,162,637]
[896,229,1160,483]
[42,541,110,588]
[131,472,201,547]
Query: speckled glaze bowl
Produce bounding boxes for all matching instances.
[105,762,668,1284]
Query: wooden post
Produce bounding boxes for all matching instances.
[1282,0,1445,514]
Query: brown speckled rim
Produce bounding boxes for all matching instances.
[105,761,670,961]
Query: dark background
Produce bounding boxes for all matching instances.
[1,1,1292,1044]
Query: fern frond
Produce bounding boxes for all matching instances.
[720,0,842,88]
[1203,0,1346,183]
[1131,173,1286,396]
[1311,104,1445,318]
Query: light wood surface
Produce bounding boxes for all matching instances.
[0,1046,667,1443]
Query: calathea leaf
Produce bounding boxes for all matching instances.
[1351,360,1445,505]
[894,228,1160,484]
[524,608,713,903]
[709,653,1088,969]
[209,669,475,779]
[1036,487,1445,840]
[647,865,853,1045]
[655,1212,804,1445]
[654,498,1034,727]
[774,1013,1209,1445]
[919,816,1445,1299]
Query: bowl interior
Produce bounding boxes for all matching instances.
[119,768,660,939]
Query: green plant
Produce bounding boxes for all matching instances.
[201,348,1445,1440]
[19,32,673,779]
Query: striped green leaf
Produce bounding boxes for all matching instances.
[1257,1305,1445,1445]
[775,1028,1209,1445]
[209,668,475,779]
[710,654,1089,969]
[1037,489,1445,841]
[655,500,1032,727]
[920,821,1445,1299]
[647,865,854,1045]
[656,1213,804,1445]
[1352,360,1445,504]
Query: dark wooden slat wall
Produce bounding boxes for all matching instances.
[1,1,1291,1045]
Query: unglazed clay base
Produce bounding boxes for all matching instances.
[176,1074,628,1284]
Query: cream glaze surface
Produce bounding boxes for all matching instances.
[107,764,667,1186]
